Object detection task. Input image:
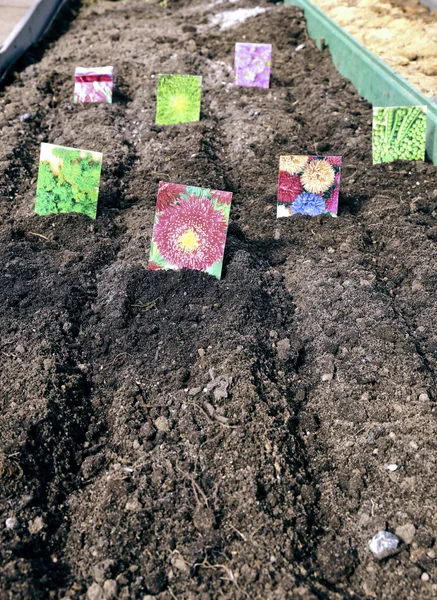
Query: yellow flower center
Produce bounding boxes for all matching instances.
[178,228,199,253]
[170,94,188,113]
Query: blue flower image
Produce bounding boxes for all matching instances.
[291,192,325,216]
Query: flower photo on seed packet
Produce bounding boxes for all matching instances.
[277,155,342,218]
[73,66,114,103]
[234,43,272,89]
[35,143,103,219]
[148,182,232,280]
[372,105,427,164]
[156,75,202,125]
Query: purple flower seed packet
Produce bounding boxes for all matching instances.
[234,43,272,89]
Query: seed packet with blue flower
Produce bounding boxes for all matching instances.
[277,155,342,218]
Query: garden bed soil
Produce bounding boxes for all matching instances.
[1,0,437,598]
[309,0,437,98]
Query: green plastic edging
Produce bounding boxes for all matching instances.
[285,0,437,165]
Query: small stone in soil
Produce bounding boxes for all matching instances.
[28,516,45,534]
[276,338,291,361]
[87,582,103,600]
[154,416,170,432]
[102,579,117,598]
[5,517,18,529]
[395,523,416,544]
[369,531,400,559]
[125,498,142,511]
[188,387,202,396]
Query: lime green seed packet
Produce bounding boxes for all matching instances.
[156,74,202,125]
[372,105,427,164]
[35,143,103,219]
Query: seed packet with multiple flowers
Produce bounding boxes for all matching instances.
[234,43,272,89]
[35,143,103,219]
[156,75,202,125]
[73,66,114,104]
[148,182,232,279]
[277,155,342,218]
[372,106,427,164]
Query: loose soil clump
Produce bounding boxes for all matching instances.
[1,0,437,598]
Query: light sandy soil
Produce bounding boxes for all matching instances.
[310,0,437,98]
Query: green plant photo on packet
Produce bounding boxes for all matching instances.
[35,143,103,219]
[156,74,202,125]
[372,106,427,164]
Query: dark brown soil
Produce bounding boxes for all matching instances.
[1,0,437,598]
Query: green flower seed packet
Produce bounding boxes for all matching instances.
[156,74,202,125]
[372,105,427,164]
[35,143,103,219]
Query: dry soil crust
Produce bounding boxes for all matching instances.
[1,1,437,599]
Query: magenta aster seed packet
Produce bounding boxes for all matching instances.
[277,155,342,218]
[148,182,232,280]
[234,42,272,89]
[73,66,114,104]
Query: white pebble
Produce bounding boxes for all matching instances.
[384,464,398,471]
[5,517,18,529]
[421,572,430,582]
[369,531,399,559]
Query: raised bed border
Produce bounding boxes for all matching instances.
[0,0,68,84]
[285,0,437,165]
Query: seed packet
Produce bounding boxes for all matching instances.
[234,42,272,89]
[148,182,232,279]
[35,143,103,219]
[277,155,342,218]
[156,74,202,125]
[372,106,427,164]
[74,66,114,103]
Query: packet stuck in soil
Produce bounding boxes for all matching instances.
[73,66,114,103]
[155,74,202,125]
[277,155,341,217]
[372,106,427,164]
[34,143,103,219]
[234,42,272,88]
[148,182,232,279]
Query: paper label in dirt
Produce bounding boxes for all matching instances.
[35,143,103,219]
[148,182,232,280]
[155,75,202,125]
[73,66,114,104]
[277,155,342,218]
[372,106,427,164]
[234,43,272,89]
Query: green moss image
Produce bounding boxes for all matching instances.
[35,143,103,219]
[372,106,427,164]
[156,74,202,125]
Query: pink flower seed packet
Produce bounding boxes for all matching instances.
[74,66,114,104]
[234,43,272,89]
[148,182,232,280]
